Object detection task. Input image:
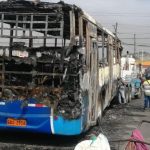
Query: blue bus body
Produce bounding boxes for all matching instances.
[0,100,83,135]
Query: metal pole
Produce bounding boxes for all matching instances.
[134,34,136,56]
[9,24,14,58]
[141,49,143,73]
[115,22,118,36]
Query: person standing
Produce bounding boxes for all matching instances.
[143,75,150,110]
[131,75,142,98]
[118,78,127,104]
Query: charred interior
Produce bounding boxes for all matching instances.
[0,0,83,119]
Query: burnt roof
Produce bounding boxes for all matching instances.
[0,0,76,13]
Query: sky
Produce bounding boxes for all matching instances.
[49,0,150,54]
[1,0,150,54]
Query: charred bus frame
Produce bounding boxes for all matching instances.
[0,0,122,134]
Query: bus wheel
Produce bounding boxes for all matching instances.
[128,88,132,103]
[96,116,102,126]
[125,88,129,103]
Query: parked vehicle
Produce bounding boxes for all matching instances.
[0,0,123,135]
[120,55,139,102]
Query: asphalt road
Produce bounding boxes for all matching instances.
[0,97,149,150]
[101,96,150,150]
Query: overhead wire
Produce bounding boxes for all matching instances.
[117,32,150,35]
[90,12,150,17]
[89,12,150,50]
[119,37,150,39]
[122,42,150,47]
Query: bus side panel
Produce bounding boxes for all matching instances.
[52,94,89,135]
[53,116,82,135]
[112,64,120,97]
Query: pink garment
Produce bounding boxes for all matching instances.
[129,129,149,150]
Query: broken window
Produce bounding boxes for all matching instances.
[97,30,109,66]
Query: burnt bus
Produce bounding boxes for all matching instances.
[0,0,122,135]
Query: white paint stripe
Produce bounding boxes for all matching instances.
[50,116,55,134]
[27,104,47,107]
[50,108,55,134]
[0,102,5,105]
[28,104,35,107]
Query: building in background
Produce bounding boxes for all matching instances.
[136,61,150,74]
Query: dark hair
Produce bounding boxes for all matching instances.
[145,72,150,80]
[146,76,150,80]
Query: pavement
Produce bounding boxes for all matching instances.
[101,96,150,150]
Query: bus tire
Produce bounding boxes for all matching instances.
[96,116,101,126]
[125,88,129,103]
[128,87,132,103]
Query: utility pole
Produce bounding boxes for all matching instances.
[141,49,143,65]
[115,22,118,36]
[134,34,136,57]
[113,22,118,36]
